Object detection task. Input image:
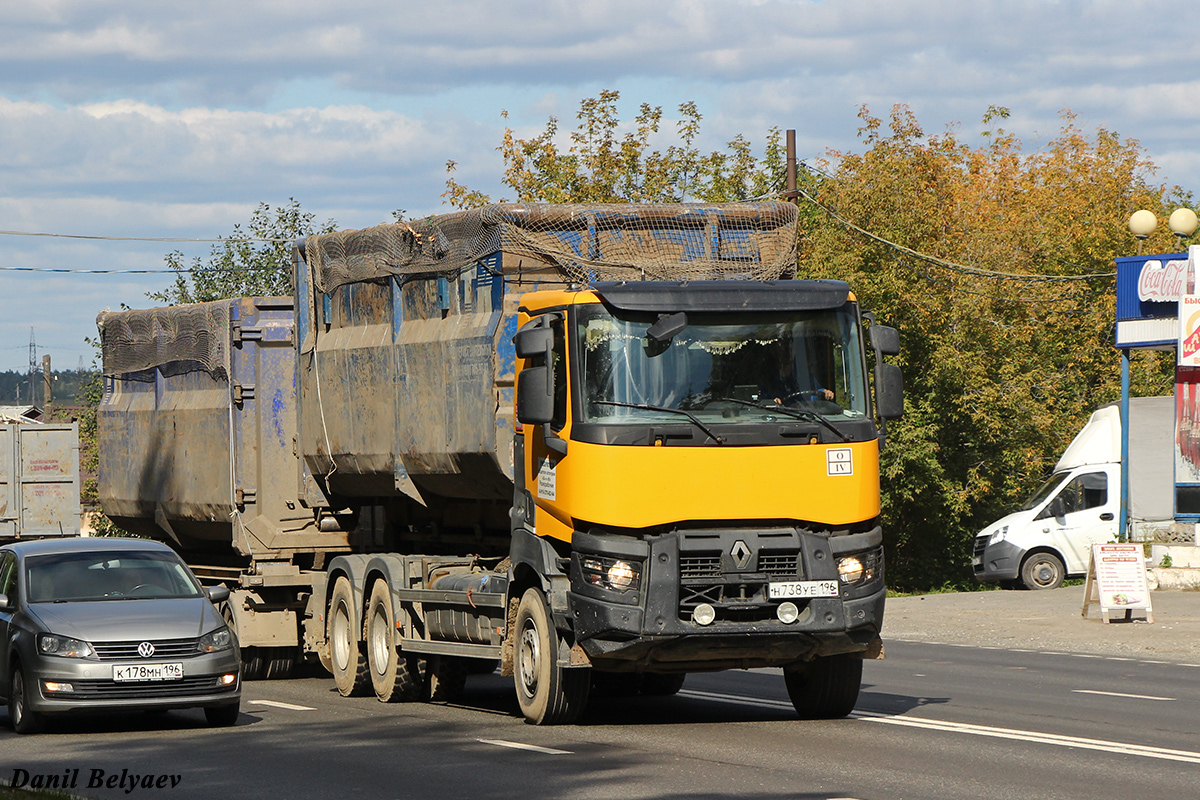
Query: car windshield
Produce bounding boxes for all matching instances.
[25,550,203,603]
[576,303,869,424]
[1019,472,1071,511]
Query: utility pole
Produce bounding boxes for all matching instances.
[27,327,37,406]
[43,354,52,411]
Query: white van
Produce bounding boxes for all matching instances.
[972,397,1174,589]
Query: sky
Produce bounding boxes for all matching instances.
[2,0,1199,378]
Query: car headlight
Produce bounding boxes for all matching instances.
[197,627,234,653]
[38,633,95,659]
[580,556,642,592]
[837,548,884,586]
[988,526,1009,545]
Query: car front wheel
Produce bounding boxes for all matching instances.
[9,666,46,735]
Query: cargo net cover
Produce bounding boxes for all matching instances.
[98,302,230,379]
[306,201,799,295]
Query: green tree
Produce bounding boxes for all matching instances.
[149,198,335,305]
[444,90,789,207]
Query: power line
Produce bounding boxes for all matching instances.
[784,184,1119,283]
[0,266,268,274]
[0,229,290,243]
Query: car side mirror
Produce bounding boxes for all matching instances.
[205,585,230,604]
[0,593,9,610]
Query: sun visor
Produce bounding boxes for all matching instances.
[591,280,851,313]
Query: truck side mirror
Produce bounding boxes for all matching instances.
[515,327,553,359]
[870,325,900,356]
[517,365,554,425]
[876,363,904,420]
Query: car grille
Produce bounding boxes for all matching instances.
[51,676,228,701]
[92,638,201,661]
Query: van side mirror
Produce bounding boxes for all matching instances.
[1050,496,1067,519]
[870,325,900,356]
[876,363,904,420]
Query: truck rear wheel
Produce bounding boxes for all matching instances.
[329,576,369,696]
[366,580,425,702]
[514,588,589,725]
[1020,552,1065,590]
[428,656,468,703]
[784,654,862,719]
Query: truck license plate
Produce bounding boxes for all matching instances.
[768,580,839,599]
[113,663,184,682]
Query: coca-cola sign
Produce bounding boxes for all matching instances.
[1138,258,1189,302]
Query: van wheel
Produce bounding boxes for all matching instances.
[1020,552,1065,590]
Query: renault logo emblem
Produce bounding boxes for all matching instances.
[730,540,753,569]
[137,641,155,658]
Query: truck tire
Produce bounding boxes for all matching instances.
[9,665,45,735]
[641,672,686,696]
[513,588,589,725]
[365,580,425,702]
[428,656,469,703]
[1020,552,1065,590]
[329,576,369,696]
[784,654,862,719]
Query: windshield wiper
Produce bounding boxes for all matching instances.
[721,398,851,442]
[593,400,725,445]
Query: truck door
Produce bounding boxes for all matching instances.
[1036,470,1113,573]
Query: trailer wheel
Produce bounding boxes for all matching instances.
[365,580,425,702]
[329,576,369,696]
[513,588,589,725]
[784,654,862,719]
[1020,552,1065,590]
[428,656,468,703]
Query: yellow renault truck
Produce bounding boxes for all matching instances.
[99,201,902,725]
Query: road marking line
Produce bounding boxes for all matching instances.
[248,700,316,711]
[1072,689,1175,701]
[477,739,572,755]
[679,690,1200,765]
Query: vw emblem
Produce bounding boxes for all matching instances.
[137,641,155,658]
[730,540,753,569]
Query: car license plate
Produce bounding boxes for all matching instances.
[113,663,184,682]
[768,580,839,599]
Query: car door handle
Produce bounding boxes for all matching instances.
[1100,513,1114,521]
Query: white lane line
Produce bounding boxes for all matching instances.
[248,700,316,711]
[1072,689,1175,702]
[679,690,1200,765]
[477,739,572,755]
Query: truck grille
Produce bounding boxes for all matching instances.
[678,552,803,622]
[92,638,201,661]
[680,554,721,578]
[679,552,800,578]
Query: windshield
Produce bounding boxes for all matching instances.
[1019,472,1071,512]
[25,550,204,603]
[576,303,868,424]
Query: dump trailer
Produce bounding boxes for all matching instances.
[98,201,903,723]
[1,422,81,539]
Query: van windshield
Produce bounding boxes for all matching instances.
[1020,472,1070,511]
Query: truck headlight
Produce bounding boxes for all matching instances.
[988,526,1009,545]
[38,633,95,659]
[580,556,642,592]
[197,627,234,653]
[837,548,883,586]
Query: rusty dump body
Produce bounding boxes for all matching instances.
[0,423,80,539]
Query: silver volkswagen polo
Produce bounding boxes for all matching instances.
[0,537,240,734]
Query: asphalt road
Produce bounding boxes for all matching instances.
[3,590,1200,800]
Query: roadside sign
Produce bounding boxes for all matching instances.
[1081,543,1154,623]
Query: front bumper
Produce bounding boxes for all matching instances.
[971,536,1024,582]
[568,526,885,671]
[24,649,241,715]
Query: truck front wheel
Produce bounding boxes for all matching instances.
[513,588,589,725]
[1020,552,1065,590]
[784,654,862,719]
